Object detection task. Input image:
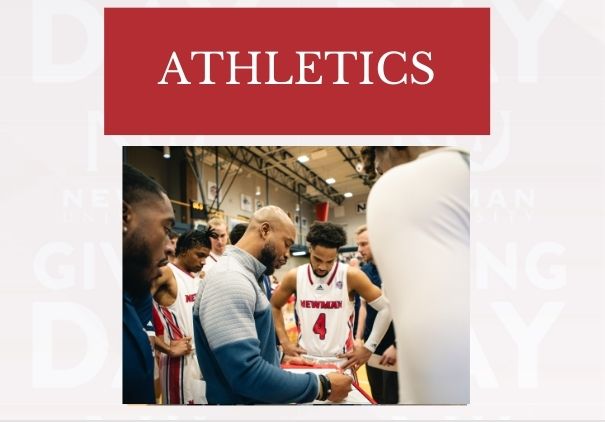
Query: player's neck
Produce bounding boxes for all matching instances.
[173,261,193,277]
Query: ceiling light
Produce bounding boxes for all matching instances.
[310,149,328,160]
[344,192,353,198]
[290,244,309,257]
[255,186,261,196]
[163,146,171,159]
[325,178,335,185]
[297,155,309,163]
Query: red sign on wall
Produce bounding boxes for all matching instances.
[105,8,489,135]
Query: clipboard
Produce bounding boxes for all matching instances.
[281,363,375,404]
[367,353,398,372]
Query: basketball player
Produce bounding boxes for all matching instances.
[151,227,217,404]
[200,217,229,274]
[271,222,392,370]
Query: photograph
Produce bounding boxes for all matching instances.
[240,194,253,212]
[123,145,470,406]
[208,181,218,202]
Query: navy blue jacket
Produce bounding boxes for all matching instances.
[123,292,155,404]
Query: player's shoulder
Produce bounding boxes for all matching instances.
[346,265,370,285]
[346,264,363,278]
[157,264,176,284]
[283,266,300,282]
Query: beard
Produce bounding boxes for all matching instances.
[123,229,155,299]
[258,242,278,276]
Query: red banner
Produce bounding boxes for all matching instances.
[105,8,489,135]
[315,202,330,222]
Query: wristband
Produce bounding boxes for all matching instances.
[318,374,331,401]
[316,376,323,400]
[324,375,332,399]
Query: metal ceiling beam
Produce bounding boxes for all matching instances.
[212,146,324,205]
[336,146,373,187]
[251,146,345,205]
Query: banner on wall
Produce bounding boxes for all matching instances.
[315,202,330,222]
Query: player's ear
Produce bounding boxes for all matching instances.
[123,200,133,235]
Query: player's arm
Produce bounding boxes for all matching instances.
[379,344,397,366]
[355,298,367,344]
[270,269,307,357]
[153,334,192,357]
[152,266,180,309]
[150,265,171,296]
[349,267,391,352]
[150,302,191,357]
[340,267,392,369]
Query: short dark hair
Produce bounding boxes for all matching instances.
[229,223,248,245]
[306,222,347,250]
[175,227,217,256]
[123,163,166,204]
[360,146,408,181]
[360,147,377,180]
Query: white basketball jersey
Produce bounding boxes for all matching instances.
[295,261,354,357]
[155,263,206,404]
